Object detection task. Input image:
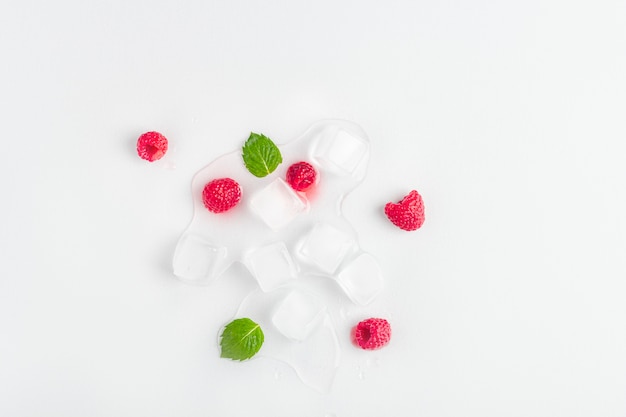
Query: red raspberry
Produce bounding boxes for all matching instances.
[354,318,391,350]
[286,161,317,192]
[384,190,425,231]
[202,178,242,213]
[137,131,168,162]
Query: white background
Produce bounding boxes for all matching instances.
[1,1,626,416]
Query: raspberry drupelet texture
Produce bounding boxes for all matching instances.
[384,190,425,231]
[136,131,168,162]
[202,178,242,213]
[354,318,391,350]
[286,161,317,192]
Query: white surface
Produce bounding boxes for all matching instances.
[1,0,626,416]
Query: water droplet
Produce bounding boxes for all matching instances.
[357,366,366,380]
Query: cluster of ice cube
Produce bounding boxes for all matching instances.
[172,120,383,392]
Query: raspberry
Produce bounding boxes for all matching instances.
[202,178,242,213]
[384,190,425,231]
[136,131,168,162]
[354,318,391,350]
[286,161,317,192]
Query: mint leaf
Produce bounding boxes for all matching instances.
[242,132,283,177]
[220,318,264,361]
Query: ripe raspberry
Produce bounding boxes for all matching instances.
[202,178,242,213]
[136,131,168,162]
[286,161,317,192]
[354,318,391,350]
[384,190,425,231]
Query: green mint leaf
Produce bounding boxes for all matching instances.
[219,318,264,361]
[242,132,283,177]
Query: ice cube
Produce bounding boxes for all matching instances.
[244,242,298,291]
[172,234,228,284]
[272,290,326,341]
[313,128,368,174]
[297,223,356,274]
[249,178,307,230]
[234,289,340,392]
[336,253,384,305]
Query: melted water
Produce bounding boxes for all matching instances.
[173,120,385,392]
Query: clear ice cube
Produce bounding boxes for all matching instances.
[244,242,298,291]
[172,234,228,284]
[313,128,369,175]
[297,223,356,274]
[272,290,326,341]
[336,253,384,305]
[249,178,307,230]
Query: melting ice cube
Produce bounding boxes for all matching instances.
[272,290,326,341]
[172,234,228,284]
[297,223,356,274]
[313,128,369,175]
[249,178,307,230]
[244,241,298,291]
[336,253,384,305]
[289,315,341,393]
